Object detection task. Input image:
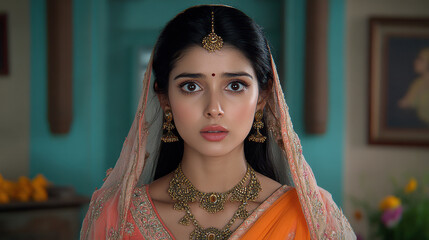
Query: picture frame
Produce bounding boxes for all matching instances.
[0,13,9,75]
[368,17,429,146]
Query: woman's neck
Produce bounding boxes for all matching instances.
[180,143,248,193]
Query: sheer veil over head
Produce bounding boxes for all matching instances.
[80,5,355,240]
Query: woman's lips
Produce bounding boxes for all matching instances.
[200,125,229,141]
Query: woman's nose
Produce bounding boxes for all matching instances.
[204,92,224,118]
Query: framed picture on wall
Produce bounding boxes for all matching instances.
[368,17,429,146]
[0,13,9,75]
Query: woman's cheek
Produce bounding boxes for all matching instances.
[227,94,258,131]
[238,102,257,124]
[170,96,200,130]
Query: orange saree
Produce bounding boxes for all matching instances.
[238,189,310,239]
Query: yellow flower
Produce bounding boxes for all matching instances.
[1,180,14,196]
[404,177,418,193]
[32,186,48,202]
[0,174,51,203]
[18,176,31,187]
[32,174,49,188]
[0,190,9,204]
[15,190,31,202]
[379,195,401,211]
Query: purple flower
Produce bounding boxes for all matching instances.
[381,206,403,228]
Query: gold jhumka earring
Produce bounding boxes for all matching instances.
[202,11,224,52]
[248,110,267,143]
[161,110,179,143]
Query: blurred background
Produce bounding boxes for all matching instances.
[0,0,428,239]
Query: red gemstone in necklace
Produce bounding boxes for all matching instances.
[212,73,215,77]
[208,233,215,240]
[209,194,217,203]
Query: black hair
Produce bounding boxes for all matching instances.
[152,5,276,181]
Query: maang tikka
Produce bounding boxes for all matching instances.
[249,110,267,143]
[161,110,179,143]
[202,11,224,52]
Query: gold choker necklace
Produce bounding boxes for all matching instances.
[168,163,261,240]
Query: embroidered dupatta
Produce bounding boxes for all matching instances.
[80,5,355,239]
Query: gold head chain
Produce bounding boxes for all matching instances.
[202,11,224,52]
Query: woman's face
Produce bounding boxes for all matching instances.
[166,45,262,157]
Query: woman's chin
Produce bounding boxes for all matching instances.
[183,141,244,159]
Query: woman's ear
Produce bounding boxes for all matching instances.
[256,79,273,111]
[155,82,171,110]
[157,93,171,111]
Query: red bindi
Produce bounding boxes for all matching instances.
[212,73,215,77]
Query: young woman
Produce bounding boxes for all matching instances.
[80,5,355,240]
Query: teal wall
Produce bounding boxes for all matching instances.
[30,0,108,195]
[30,0,345,205]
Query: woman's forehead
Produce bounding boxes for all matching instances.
[170,45,255,77]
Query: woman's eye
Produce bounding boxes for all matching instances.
[226,81,247,92]
[181,82,201,93]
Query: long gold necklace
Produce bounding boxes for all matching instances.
[168,163,261,240]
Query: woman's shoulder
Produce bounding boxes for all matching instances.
[254,172,283,203]
[145,172,175,204]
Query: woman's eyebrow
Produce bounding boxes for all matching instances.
[173,73,203,80]
[222,72,253,79]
